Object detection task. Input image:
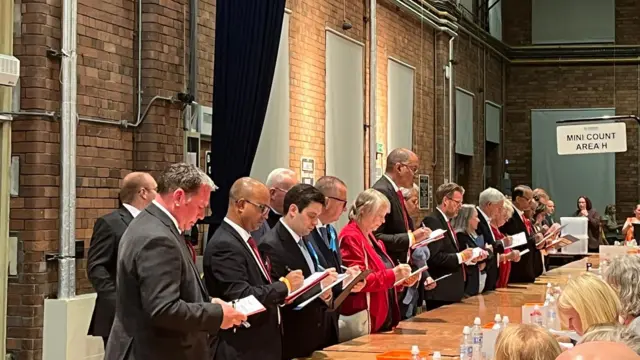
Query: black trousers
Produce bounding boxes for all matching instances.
[425,300,454,311]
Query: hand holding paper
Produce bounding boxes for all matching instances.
[394,264,429,286]
[285,269,304,292]
[393,264,412,282]
[411,229,447,250]
[232,295,267,317]
[320,268,338,289]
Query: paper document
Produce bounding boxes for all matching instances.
[546,234,580,249]
[411,229,447,250]
[294,273,350,310]
[545,224,567,237]
[519,249,530,256]
[394,264,430,286]
[285,270,330,303]
[434,273,452,282]
[332,269,372,310]
[233,295,266,316]
[506,232,528,249]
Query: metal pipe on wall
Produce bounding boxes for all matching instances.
[369,0,377,186]
[59,0,78,299]
[447,36,455,182]
[188,0,199,129]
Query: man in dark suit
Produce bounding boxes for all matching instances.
[422,183,475,311]
[105,163,247,360]
[259,184,339,359]
[204,177,305,360]
[499,185,545,283]
[250,168,298,242]
[475,187,518,292]
[373,148,431,264]
[87,171,156,346]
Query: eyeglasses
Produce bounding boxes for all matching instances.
[327,196,348,209]
[241,199,270,215]
[401,163,419,174]
[446,197,462,206]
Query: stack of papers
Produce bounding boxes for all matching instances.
[393,264,430,286]
[411,229,446,250]
[285,270,330,303]
[233,295,266,316]
[506,232,528,249]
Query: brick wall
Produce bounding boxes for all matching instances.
[502,0,640,215]
[8,0,502,358]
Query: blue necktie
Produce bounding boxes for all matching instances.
[327,224,338,253]
[305,240,321,272]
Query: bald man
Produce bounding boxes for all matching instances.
[87,172,156,346]
[204,177,304,360]
[556,341,640,360]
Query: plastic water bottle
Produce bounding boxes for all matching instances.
[546,297,560,330]
[531,305,544,327]
[411,345,420,360]
[433,351,442,360]
[471,317,483,359]
[460,326,473,360]
[545,283,552,297]
[492,314,502,330]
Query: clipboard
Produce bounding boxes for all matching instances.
[331,269,372,310]
[393,265,430,286]
[285,270,330,304]
[293,273,350,310]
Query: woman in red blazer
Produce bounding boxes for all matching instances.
[339,189,418,335]
[494,199,522,288]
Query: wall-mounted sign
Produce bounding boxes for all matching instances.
[418,174,431,210]
[556,122,627,155]
[205,151,212,176]
[375,142,384,180]
[301,157,315,185]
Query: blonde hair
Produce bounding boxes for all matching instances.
[503,198,514,218]
[557,273,621,332]
[348,189,390,222]
[494,324,562,360]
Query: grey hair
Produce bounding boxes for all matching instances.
[604,255,640,318]
[451,204,477,235]
[157,163,217,195]
[348,189,390,222]
[265,168,296,188]
[479,187,505,207]
[579,323,640,355]
[400,183,419,200]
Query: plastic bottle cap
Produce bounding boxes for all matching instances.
[503,316,509,324]
[433,351,442,359]
[534,305,540,310]
[494,314,502,322]
[411,345,419,354]
[474,317,481,325]
[463,325,471,334]
[547,282,552,288]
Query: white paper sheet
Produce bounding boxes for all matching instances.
[506,232,528,249]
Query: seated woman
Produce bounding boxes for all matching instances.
[339,189,419,340]
[604,255,640,335]
[579,323,640,355]
[451,204,486,296]
[494,324,562,360]
[493,199,521,288]
[557,272,621,337]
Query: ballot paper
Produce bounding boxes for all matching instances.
[293,273,350,310]
[393,264,430,286]
[285,270,330,303]
[464,248,489,265]
[519,249,530,256]
[410,229,447,250]
[233,295,266,316]
[506,232,528,249]
[434,273,453,282]
[545,234,580,250]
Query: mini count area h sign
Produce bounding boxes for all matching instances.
[556,122,627,155]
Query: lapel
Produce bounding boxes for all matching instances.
[146,203,210,299]
[436,209,459,250]
[275,222,314,277]
[221,221,271,282]
[476,207,495,244]
[118,206,134,227]
[512,206,529,235]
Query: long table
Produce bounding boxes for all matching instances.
[308,256,599,359]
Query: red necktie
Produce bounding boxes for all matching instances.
[396,190,410,230]
[186,241,196,263]
[448,220,466,281]
[247,237,272,283]
[522,215,533,234]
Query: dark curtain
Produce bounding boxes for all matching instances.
[207,0,286,239]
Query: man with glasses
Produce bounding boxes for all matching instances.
[373,148,432,264]
[203,177,305,360]
[251,168,298,243]
[87,171,156,347]
[422,182,476,310]
[499,185,544,283]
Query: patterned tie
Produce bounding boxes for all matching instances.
[522,214,533,235]
[327,224,338,253]
[448,220,466,281]
[298,240,316,273]
[247,237,271,283]
[396,190,410,230]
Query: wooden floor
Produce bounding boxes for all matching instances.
[307,255,599,359]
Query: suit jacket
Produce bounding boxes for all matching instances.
[87,207,133,338]
[422,210,465,303]
[266,209,282,229]
[499,207,543,283]
[258,221,335,359]
[457,232,484,297]
[204,221,288,360]
[105,203,223,360]
[372,176,412,264]
[476,211,499,292]
[250,221,270,245]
